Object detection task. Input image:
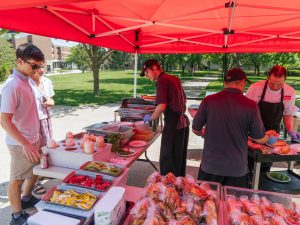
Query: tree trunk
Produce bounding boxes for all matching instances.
[93,67,100,96]
[181,64,185,76]
[222,54,229,77]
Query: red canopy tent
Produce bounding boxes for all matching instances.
[1,0,300,96]
[1,0,300,54]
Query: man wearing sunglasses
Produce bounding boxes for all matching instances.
[1,44,44,225]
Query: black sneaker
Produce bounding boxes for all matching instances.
[10,211,29,225]
[21,195,40,209]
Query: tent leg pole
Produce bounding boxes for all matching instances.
[133,51,138,98]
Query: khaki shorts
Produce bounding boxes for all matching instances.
[8,140,40,180]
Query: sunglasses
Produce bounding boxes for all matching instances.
[24,60,44,70]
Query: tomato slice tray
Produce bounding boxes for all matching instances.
[63,170,114,192]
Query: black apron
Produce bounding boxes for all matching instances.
[160,107,189,176]
[258,80,284,133]
[257,80,284,172]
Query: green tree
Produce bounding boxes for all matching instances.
[108,51,134,70]
[208,53,234,76]
[83,44,113,96]
[270,53,296,67]
[243,53,272,75]
[66,44,90,73]
[67,44,113,96]
[0,37,16,81]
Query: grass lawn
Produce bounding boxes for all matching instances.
[49,70,156,106]
[49,70,220,106]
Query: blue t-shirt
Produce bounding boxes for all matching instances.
[192,88,265,177]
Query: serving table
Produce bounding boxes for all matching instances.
[248,144,300,193]
[33,130,160,179]
[82,123,161,171]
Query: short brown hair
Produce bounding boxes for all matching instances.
[268,65,287,79]
[16,43,44,62]
[140,59,161,77]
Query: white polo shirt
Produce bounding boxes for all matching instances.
[29,76,55,120]
[246,80,298,116]
[1,69,40,145]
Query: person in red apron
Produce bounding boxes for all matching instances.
[246,65,299,172]
[140,59,190,177]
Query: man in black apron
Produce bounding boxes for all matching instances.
[140,59,190,176]
[246,65,300,172]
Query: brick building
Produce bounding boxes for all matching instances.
[12,33,78,72]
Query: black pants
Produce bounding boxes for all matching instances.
[160,124,189,177]
[198,168,249,188]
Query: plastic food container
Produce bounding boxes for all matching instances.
[223,186,300,225]
[133,121,150,131]
[132,129,155,141]
[85,124,134,140]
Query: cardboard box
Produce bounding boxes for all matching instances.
[94,187,126,225]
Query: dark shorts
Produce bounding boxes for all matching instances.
[198,167,249,188]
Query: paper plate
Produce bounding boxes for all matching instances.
[128,140,147,148]
[266,172,291,183]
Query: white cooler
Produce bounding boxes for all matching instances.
[44,140,112,169]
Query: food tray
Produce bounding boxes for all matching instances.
[120,98,155,107]
[63,170,114,192]
[80,161,124,177]
[196,180,222,225]
[84,124,134,139]
[42,184,101,211]
[119,107,154,115]
[223,186,300,225]
[196,180,221,201]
